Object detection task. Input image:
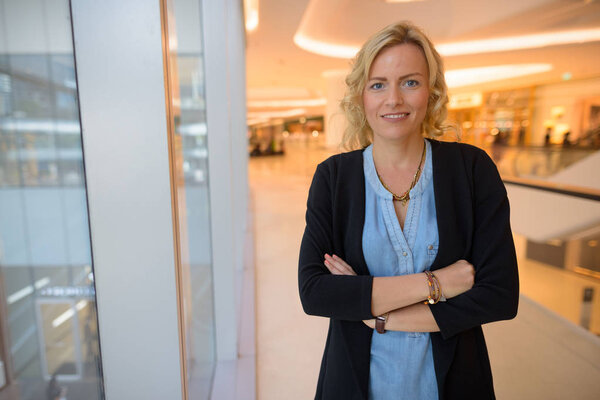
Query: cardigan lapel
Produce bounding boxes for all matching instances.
[429,139,473,396]
[340,148,371,276]
[429,139,471,271]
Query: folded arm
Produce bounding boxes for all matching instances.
[363,304,439,332]
[429,151,519,339]
[298,163,474,322]
[298,162,470,321]
[298,163,374,321]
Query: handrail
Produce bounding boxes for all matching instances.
[502,176,600,202]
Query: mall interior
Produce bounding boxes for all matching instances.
[0,0,599,399]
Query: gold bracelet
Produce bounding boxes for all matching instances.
[430,272,446,302]
[423,271,437,304]
[424,271,442,304]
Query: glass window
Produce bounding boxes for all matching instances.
[0,3,103,399]
[164,0,216,398]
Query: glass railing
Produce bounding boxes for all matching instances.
[499,155,600,336]
[481,144,596,179]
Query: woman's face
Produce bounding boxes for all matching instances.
[362,43,430,143]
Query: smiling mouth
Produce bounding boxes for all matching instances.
[381,112,410,119]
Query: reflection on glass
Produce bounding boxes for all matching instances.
[39,302,78,377]
[165,0,216,398]
[0,3,103,399]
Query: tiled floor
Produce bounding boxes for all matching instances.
[250,139,600,400]
[251,138,332,400]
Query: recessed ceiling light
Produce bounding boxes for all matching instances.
[446,64,553,88]
[247,98,326,108]
[244,0,259,32]
[437,28,600,56]
[247,108,307,119]
[294,28,600,58]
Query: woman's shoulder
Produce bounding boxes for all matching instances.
[429,138,492,165]
[317,148,365,172]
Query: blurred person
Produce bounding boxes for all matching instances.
[544,127,552,146]
[562,131,571,147]
[298,22,519,400]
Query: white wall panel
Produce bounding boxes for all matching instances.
[71,1,183,398]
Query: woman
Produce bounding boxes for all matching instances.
[298,22,519,400]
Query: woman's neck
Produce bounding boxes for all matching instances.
[372,134,425,172]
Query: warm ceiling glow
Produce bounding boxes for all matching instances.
[244,0,259,32]
[437,28,600,56]
[247,98,326,108]
[293,33,359,58]
[247,108,307,119]
[247,118,269,126]
[294,28,600,58]
[445,64,552,88]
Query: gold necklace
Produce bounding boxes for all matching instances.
[376,142,426,206]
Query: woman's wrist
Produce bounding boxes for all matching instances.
[423,270,445,304]
[375,312,390,334]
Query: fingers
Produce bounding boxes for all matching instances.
[455,260,475,282]
[456,259,475,272]
[324,254,357,276]
[436,259,476,298]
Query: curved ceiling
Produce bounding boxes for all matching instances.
[246,0,600,119]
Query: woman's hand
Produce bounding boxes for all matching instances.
[434,259,475,299]
[324,254,357,276]
[362,319,375,329]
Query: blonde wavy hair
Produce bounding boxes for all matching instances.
[340,21,451,150]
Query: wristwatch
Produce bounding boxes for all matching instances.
[375,313,389,334]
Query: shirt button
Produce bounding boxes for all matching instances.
[428,245,433,250]
[402,252,408,256]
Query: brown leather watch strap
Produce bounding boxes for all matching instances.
[375,313,388,334]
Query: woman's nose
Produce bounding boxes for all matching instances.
[385,86,403,106]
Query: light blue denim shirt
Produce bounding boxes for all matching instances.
[362,140,439,400]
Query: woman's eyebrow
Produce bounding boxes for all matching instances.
[368,72,424,81]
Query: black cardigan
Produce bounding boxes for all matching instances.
[298,139,519,400]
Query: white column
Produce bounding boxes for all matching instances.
[71,1,183,399]
[227,0,248,276]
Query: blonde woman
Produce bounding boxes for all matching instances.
[298,22,519,400]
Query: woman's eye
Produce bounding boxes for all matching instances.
[404,79,419,88]
[370,82,384,90]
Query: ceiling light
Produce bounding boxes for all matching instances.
[446,64,552,88]
[294,33,359,58]
[247,118,269,126]
[247,98,326,108]
[52,300,88,328]
[294,28,600,58]
[244,0,259,32]
[437,28,600,56]
[247,108,307,119]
